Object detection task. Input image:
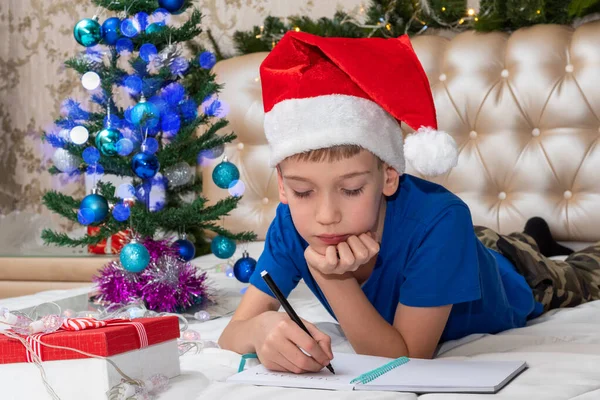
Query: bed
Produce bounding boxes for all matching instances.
[4,21,600,399]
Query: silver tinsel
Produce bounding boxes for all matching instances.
[147,44,182,73]
[164,161,193,187]
[52,148,81,173]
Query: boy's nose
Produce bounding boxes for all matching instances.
[315,196,341,226]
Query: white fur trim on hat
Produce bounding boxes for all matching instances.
[263,94,406,173]
[404,127,458,176]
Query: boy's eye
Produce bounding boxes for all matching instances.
[292,190,312,198]
[342,187,364,196]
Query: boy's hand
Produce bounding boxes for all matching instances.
[305,233,380,275]
[253,311,333,374]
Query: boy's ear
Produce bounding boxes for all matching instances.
[382,164,400,196]
[276,166,289,204]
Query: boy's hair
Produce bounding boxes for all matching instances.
[286,145,384,169]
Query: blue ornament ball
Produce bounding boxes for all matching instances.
[233,252,257,283]
[82,146,101,164]
[175,238,196,261]
[131,100,160,129]
[77,208,96,225]
[120,18,140,38]
[212,160,240,189]
[116,38,133,54]
[116,138,134,156]
[112,203,130,222]
[198,51,216,70]
[120,242,150,273]
[79,193,109,224]
[131,152,160,179]
[158,0,185,14]
[101,17,121,45]
[141,137,159,154]
[211,236,236,259]
[146,22,166,35]
[95,127,123,157]
[74,18,102,47]
[139,43,158,62]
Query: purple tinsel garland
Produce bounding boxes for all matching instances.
[93,239,208,313]
[142,236,178,261]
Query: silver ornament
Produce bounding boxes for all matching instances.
[164,161,193,187]
[52,148,81,173]
[147,44,182,73]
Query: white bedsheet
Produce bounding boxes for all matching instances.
[3,241,600,399]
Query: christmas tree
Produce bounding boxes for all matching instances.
[230,0,600,56]
[41,0,255,312]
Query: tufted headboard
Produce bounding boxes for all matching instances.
[203,22,600,243]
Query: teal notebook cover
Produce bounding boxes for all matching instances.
[227,352,527,393]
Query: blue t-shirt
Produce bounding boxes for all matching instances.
[249,174,543,342]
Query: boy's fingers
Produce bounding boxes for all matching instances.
[302,321,334,364]
[359,233,380,254]
[314,332,333,360]
[305,246,338,273]
[346,235,369,262]
[324,246,339,271]
[279,339,324,372]
[335,242,355,270]
[275,349,309,374]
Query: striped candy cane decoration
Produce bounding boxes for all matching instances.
[61,317,107,331]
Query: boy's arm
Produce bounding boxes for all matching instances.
[311,270,451,359]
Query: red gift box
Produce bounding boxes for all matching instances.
[87,227,130,254]
[0,316,180,364]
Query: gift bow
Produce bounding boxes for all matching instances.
[25,317,149,363]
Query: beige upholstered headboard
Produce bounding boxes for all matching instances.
[203,22,600,243]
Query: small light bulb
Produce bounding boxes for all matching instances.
[459,18,465,24]
[294,27,300,32]
[536,9,541,14]
[467,8,475,16]
[442,7,446,12]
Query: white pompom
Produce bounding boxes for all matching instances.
[404,127,458,176]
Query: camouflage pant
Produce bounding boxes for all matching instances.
[475,226,600,313]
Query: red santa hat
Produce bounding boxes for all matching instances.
[259,31,458,177]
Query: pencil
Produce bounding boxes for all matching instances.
[260,270,335,374]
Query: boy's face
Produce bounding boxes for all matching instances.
[277,150,399,255]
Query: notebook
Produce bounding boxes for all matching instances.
[227,352,527,393]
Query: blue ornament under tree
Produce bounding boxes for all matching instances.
[158,0,185,14]
[74,17,102,47]
[132,152,160,179]
[79,192,109,224]
[233,250,257,283]
[212,158,240,189]
[120,241,150,273]
[175,235,196,261]
[211,235,236,259]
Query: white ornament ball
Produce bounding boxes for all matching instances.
[164,161,192,187]
[69,126,89,145]
[81,71,101,90]
[52,148,81,173]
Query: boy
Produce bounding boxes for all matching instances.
[218,31,600,374]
